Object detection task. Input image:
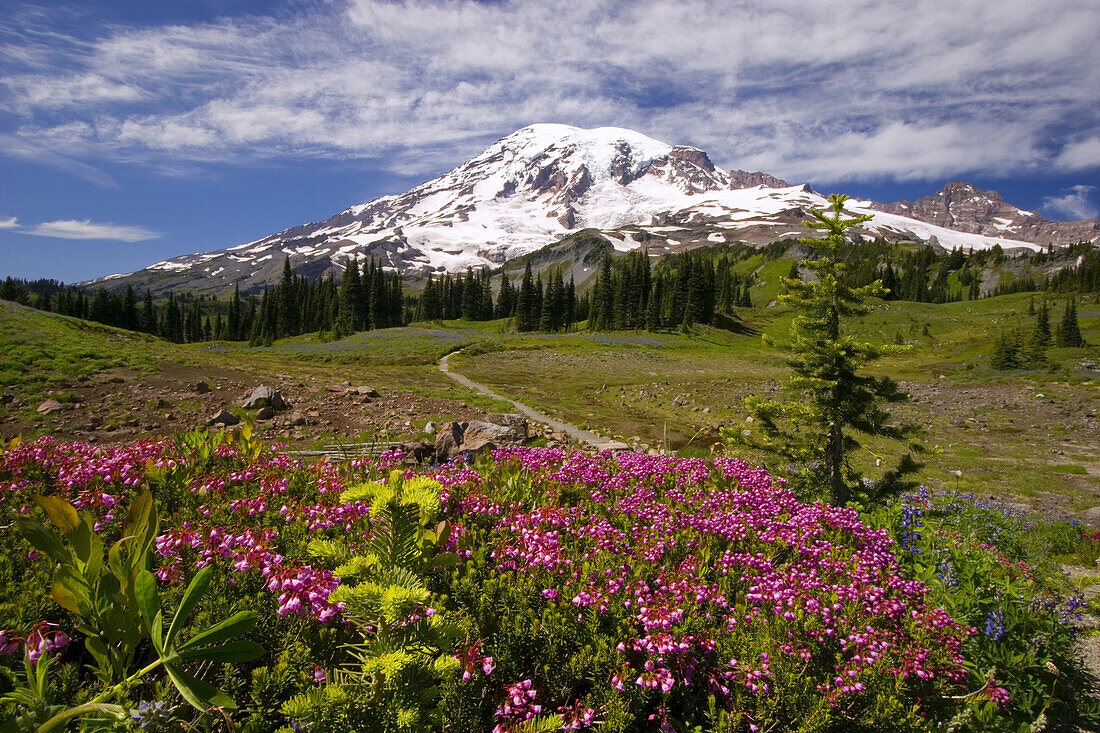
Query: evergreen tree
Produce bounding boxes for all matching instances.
[732,195,920,506]
[1028,299,1052,365]
[141,289,156,334]
[278,257,297,336]
[495,273,515,319]
[228,283,242,340]
[338,258,362,335]
[122,285,138,330]
[991,328,1024,370]
[516,262,537,332]
[1055,297,1085,347]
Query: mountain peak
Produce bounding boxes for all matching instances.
[92,125,1073,295]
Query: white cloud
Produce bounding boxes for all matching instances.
[1055,138,1100,170]
[1042,185,1098,220]
[0,217,19,229]
[23,219,160,241]
[1,0,1098,183]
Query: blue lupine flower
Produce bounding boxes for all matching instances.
[984,609,1005,641]
[1061,595,1089,624]
[130,701,171,729]
[900,504,923,554]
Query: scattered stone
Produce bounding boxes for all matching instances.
[194,381,211,394]
[289,411,307,426]
[0,393,14,405]
[256,406,276,420]
[243,386,286,410]
[155,398,172,410]
[353,386,380,398]
[164,413,174,421]
[325,385,346,393]
[37,399,63,415]
[208,409,240,426]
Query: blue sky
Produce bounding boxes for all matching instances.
[2,0,1099,282]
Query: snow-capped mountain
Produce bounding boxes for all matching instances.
[91,124,1095,294]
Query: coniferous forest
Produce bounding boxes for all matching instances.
[2,240,1099,344]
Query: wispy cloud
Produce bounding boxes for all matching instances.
[22,219,160,241]
[2,0,1099,183]
[1042,185,1098,220]
[0,217,19,229]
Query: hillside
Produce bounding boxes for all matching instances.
[4,292,1099,517]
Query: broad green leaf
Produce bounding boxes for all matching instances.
[33,495,80,534]
[165,566,212,647]
[85,636,109,671]
[123,492,153,541]
[107,539,127,584]
[51,568,91,616]
[164,662,237,711]
[15,517,69,563]
[177,640,264,663]
[177,610,257,651]
[134,570,163,651]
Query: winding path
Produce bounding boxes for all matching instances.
[437,350,628,452]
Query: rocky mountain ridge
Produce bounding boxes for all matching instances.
[872,181,1100,247]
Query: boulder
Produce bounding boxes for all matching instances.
[423,421,437,435]
[434,421,466,462]
[462,420,525,450]
[243,386,286,410]
[256,406,276,420]
[289,411,308,426]
[193,381,211,394]
[208,408,240,426]
[155,398,172,410]
[400,440,436,465]
[353,386,380,398]
[37,399,63,415]
[485,413,528,438]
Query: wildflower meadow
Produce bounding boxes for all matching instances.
[0,430,1096,731]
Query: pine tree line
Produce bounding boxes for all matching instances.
[991,296,1087,370]
[413,267,495,321]
[586,249,754,332]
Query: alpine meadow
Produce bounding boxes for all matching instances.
[3,2,1100,732]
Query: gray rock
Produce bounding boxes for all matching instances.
[243,386,286,410]
[289,411,307,426]
[460,420,524,453]
[37,399,63,415]
[423,420,438,435]
[353,386,380,398]
[485,413,528,438]
[208,408,240,426]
